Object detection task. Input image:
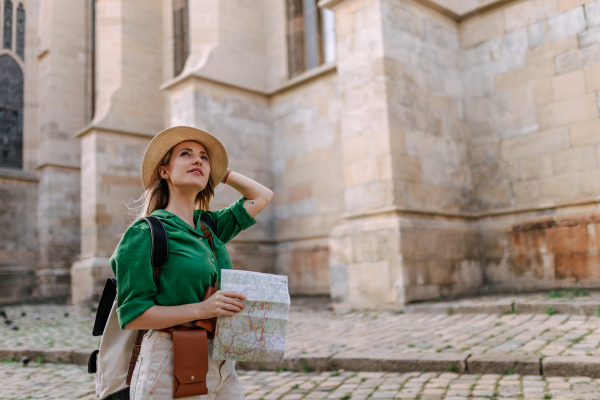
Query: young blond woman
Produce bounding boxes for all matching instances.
[110,126,273,399]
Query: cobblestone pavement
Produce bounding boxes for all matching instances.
[3,360,600,400]
[2,301,600,358]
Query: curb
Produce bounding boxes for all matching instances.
[237,352,600,377]
[405,301,600,316]
[0,347,92,366]
[2,347,600,377]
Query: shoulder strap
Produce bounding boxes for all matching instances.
[127,216,169,386]
[142,216,169,286]
[200,213,216,233]
[199,213,217,258]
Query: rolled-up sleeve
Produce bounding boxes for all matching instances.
[109,226,156,330]
[205,197,257,243]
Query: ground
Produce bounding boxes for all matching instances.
[2,292,600,399]
[2,362,600,400]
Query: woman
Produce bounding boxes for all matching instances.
[110,126,273,399]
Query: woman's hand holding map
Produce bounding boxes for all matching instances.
[197,290,247,319]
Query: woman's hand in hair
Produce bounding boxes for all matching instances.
[196,290,247,319]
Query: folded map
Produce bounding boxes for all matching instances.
[213,270,290,362]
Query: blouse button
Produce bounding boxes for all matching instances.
[211,258,215,263]
[199,237,203,241]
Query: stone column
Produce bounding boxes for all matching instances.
[323,0,482,309]
[71,0,164,304]
[34,0,88,301]
[323,0,405,309]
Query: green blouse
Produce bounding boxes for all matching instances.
[110,197,257,329]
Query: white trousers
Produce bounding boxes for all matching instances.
[129,330,245,400]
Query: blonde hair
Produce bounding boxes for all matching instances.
[126,142,216,227]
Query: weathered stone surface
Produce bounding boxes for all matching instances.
[586,0,600,27]
[3,362,600,400]
[467,355,540,375]
[547,7,586,42]
[514,302,600,315]
[543,356,600,377]
[44,348,74,364]
[528,21,547,48]
[72,348,95,366]
[331,351,382,372]
[297,352,336,372]
[380,353,468,374]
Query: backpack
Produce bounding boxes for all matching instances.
[88,214,217,400]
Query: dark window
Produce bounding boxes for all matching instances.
[0,55,24,169]
[286,0,305,78]
[286,0,336,79]
[16,3,24,59]
[3,0,13,50]
[173,0,189,77]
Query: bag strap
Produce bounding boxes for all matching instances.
[142,216,169,286]
[200,213,217,233]
[127,216,169,386]
[198,213,216,258]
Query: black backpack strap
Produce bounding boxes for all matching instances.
[142,216,169,286]
[200,213,216,233]
[92,278,117,336]
[126,217,168,386]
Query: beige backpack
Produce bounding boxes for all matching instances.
[88,216,169,400]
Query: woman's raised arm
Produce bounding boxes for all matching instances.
[223,170,274,218]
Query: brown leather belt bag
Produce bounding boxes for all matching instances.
[168,282,218,398]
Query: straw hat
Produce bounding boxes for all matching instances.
[141,126,228,189]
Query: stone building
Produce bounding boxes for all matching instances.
[1,0,599,309]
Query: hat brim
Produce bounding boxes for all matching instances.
[141,126,228,190]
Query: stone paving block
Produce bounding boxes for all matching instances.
[543,356,600,377]
[44,347,74,363]
[237,351,301,372]
[467,355,541,375]
[17,348,46,361]
[380,353,467,374]
[72,348,94,366]
[297,352,335,372]
[331,352,381,372]
[514,302,600,315]
[0,347,20,360]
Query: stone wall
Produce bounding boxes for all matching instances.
[0,170,38,304]
[72,130,151,304]
[382,0,482,302]
[460,0,600,290]
[271,71,343,295]
[166,77,276,277]
[72,0,164,304]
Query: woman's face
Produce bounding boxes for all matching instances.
[159,141,211,192]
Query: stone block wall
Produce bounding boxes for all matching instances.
[0,172,38,304]
[460,0,600,289]
[382,0,482,301]
[480,210,600,290]
[72,130,151,304]
[166,78,276,277]
[271,71,343,295]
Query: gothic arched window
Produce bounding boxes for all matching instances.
[3,0,13,49]
[0,55,24,169]
[173,0,189,76]
[16,3,24,59]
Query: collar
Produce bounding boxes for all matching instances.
[149,209,206,237]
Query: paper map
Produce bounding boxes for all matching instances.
[213,270,290,362]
